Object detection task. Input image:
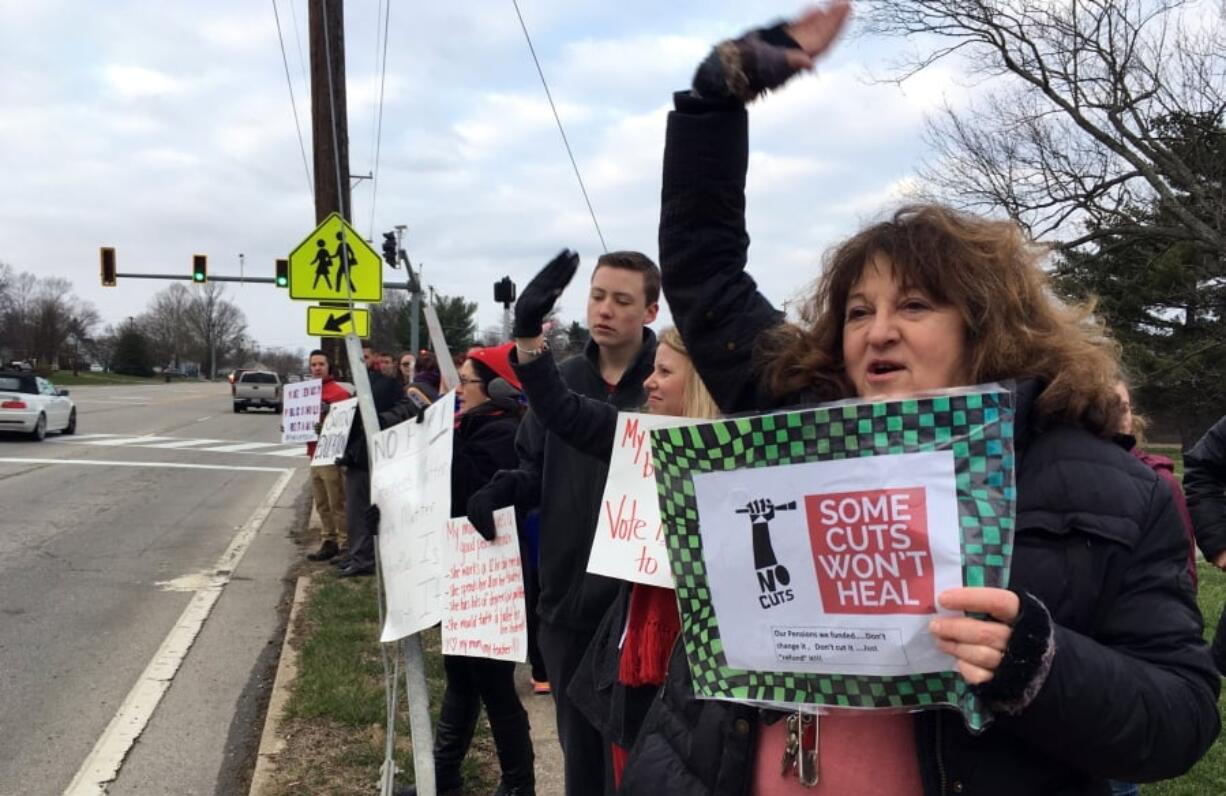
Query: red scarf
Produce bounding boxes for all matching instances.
[618,584,681,686]
[612,584,681,787]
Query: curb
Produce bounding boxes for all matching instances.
[248,574,312,796]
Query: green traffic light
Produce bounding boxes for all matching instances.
[193,273,206,282]
[276,276,288,287]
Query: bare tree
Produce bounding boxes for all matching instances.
[184,282,247,378]
[138,284,197,369]
[866,0,1225,253]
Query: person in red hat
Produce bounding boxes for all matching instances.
[394,342,536,796]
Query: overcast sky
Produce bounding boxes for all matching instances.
[1,1,972,357]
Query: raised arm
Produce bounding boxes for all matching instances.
[660,3,850,414]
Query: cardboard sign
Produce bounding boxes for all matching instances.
[441,509,527,662]
[281,378,322,444]
[310,397,357,467]
[371,391,456,642]
[693,452,961,676]
[588,413,702,588]
[652,387,1016,730]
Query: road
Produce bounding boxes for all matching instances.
[0,381,310,795]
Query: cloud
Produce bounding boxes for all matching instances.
[102,65,185,100]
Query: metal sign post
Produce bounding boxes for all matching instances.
[342,332,435,796]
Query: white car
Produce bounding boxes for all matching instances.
[0,371,77,440]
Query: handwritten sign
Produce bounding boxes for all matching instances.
[587,413,700,588]
[310,397,357,467]
[281,378,322,444]
[441,509,527,662]
[371,391,456,642]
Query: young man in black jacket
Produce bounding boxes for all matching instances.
[468,250,659,795]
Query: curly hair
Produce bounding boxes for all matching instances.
[658,327,721,420]
[761,204,1124,435]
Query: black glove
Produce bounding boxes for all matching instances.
[514,249,580,339]
[313,421,324,435]
[467,471,519,541]
[365,503,381,536]
[693,24,803,103]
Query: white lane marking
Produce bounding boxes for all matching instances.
[62,466,296,795]
[262,446,312,458]
[198,441,286,453]
[195,416,212,423]
[82,436,178,446]
[0,457,292,474]
[58,433,122,441]
[140,439,226,449]
[75,399,151,405]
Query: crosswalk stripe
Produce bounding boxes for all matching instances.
[197,441,287,453]
[83,436,178,446]
[140,439,226,449]
[263,446,311,458]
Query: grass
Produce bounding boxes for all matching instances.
[41,371,179,386]
[267,574,498,795]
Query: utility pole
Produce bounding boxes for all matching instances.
[309,0,352,373]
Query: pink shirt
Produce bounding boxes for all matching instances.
[753,712,923,795]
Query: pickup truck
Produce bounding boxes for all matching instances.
[233,371,282,413]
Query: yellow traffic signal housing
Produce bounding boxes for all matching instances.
[100,247,117,286]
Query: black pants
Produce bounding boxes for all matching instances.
[524,566,547,682]
[342,466,374,568]
[539,620,609,795]
[442,654,524,720]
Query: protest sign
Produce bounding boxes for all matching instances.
[281,378,322,444]
[371,391,456,642]
[442,509,527,662]
[310,397,357,467]
[588,412,702,588]
[653,387,1015,730]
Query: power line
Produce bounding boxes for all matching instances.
[287,0,309,89]
[272,0,313,194]
[510,0,608,253]
[368,0,392,240]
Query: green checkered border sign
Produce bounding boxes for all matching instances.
[651,389,1015,731]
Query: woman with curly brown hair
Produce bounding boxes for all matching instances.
[621,4,1221,795]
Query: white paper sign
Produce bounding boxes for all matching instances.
[441,509,527,662]
[588,412,701,588]
[692,451,962,677]
[371,391,456,642]
[310,397,358,467]
[281,378,322,444]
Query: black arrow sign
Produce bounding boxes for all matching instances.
[323,312,352,333]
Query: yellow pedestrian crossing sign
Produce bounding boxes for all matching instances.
[307,305,371,337]
[288,212,383,303]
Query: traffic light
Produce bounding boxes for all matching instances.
[494,276,516,307]
[100,247,117,287]
[192,254,207,283]
[382,232,398,267]
[275,258,289,288]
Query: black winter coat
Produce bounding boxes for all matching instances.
[510,349,661,747]
[1184,415,1226,561]
[620,90,1221,796]
[504,333,657,630]
[451,397,522,517]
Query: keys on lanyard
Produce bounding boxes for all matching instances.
[779,709,820,787]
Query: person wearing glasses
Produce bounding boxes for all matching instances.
[396,352,416,389]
